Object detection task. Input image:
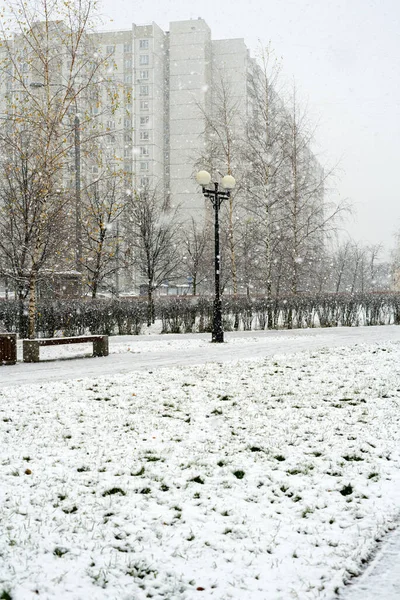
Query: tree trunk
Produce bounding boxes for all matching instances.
[27,273,37,339]
[147,287,154,327]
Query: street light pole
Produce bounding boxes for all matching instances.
[195,170,236,343]
[74,113,82,275]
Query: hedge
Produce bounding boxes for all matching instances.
[0,292,399,338]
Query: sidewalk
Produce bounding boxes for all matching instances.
[344,524,400,599]
[1,325,400,389]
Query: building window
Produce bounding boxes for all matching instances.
[139,54,149,65]
[140,161,148,171]
[140,100,149,111]
[124,133,132,142]
[140,146,149,156]
[106,45,115,54]
[139,85,149,96]
[139,131,149,140]
[124,59,132,69]
[124,73,132,83]
[124,148,131,158]
[140,116,150,126]
[139,70,149,80]
[124,118,132,129]
[139,39,149,49]
[106,120,115,130]
[123,42,132,53]
[140,177,149,187]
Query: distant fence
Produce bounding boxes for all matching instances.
[1,292,399,338]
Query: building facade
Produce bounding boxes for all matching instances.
[93,18,255,220]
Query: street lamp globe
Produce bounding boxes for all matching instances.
[195,170,211,186]
[221,174,236,190]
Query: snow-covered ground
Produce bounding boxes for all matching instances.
[1,328,400,599]
[3,325,400,388]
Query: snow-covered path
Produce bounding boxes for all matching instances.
[343,526,400,599]
[2,325,400,388]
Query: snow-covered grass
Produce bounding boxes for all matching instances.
[1,343,400,599]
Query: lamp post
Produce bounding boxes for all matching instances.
[195,170,236,343]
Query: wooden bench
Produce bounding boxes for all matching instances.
[22,335,109,363]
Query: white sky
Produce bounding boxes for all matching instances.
[100,0,400,256]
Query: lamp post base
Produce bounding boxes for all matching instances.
[211,330,224,343]
[212,297,224,343]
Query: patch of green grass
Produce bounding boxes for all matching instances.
[160,483,169,492]
[340,484,353,496]
[249,446,262,452]
[126,561,157,580]
[343,455,364,462]
[368,472,379,480]
[233,470,245,480]
[53,547,69,557]
[189,475,204,485]
[62,505,78,514]
[274,455,286,462]
[140,487,151,495]
[102,487,126,497]
[211,408,223,415]
[131,466,145,476]
[0,590,13,600]
[77,466,90,472]
[218,394,232,401]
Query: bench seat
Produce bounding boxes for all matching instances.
[23,335,109,362]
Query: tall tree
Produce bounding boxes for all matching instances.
[81,170,128,298]
[181,218,211,295]
[278,86,347,296]
[128,188,182,325]
[0,0,120,336]
[243,44,288,297]
[197,72,245,293]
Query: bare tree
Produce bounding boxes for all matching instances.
[243,44,288,297]
[181,218,212,295]
[197,72,245,293]
[277,86,348,296]
[81,171,128,298]
[0,0,121,337]
[0,128,70,336]
[128,188,182,325]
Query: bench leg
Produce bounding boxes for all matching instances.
[93,335,109,357]
[0,334,17,365]
[23,340,40,363]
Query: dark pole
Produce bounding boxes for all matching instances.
[212,183,223,343]
[201,182,230,343]
[74,114,82,283]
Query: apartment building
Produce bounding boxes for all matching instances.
[92,18,255,220]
